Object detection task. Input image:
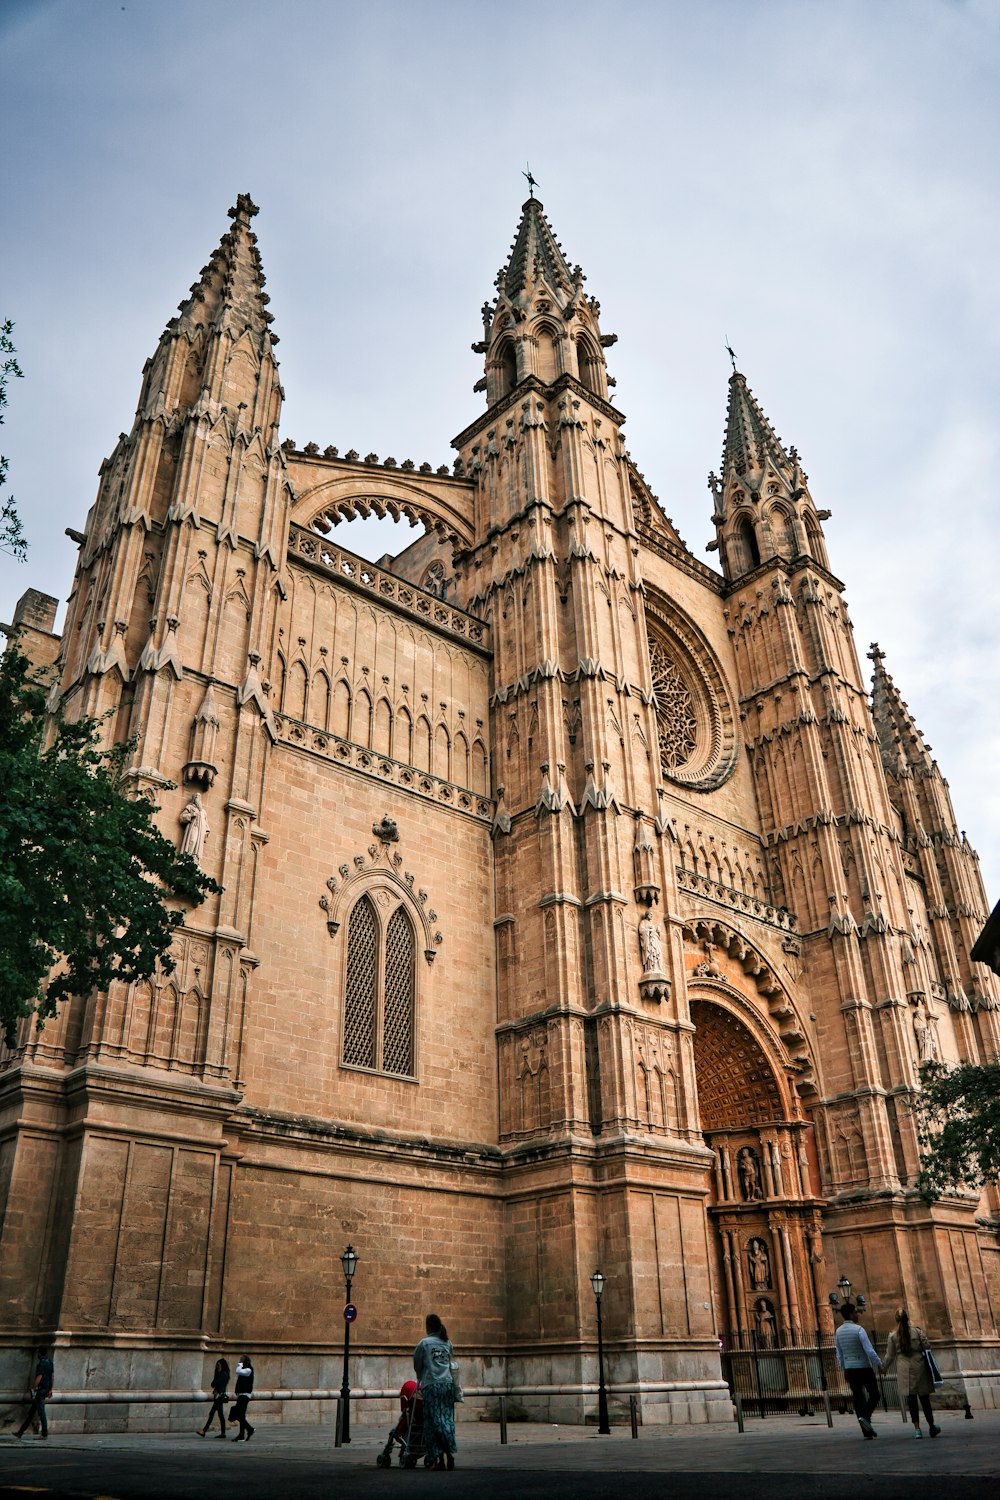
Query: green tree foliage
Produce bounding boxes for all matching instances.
[914,1057,1000,1202]
[0,640,220,1046]
[0,319,26,562]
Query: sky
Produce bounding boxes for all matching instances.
[1,0,998,899]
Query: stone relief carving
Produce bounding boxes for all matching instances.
[178,792,210,863]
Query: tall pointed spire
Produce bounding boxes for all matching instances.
[708,366,831,581]
[475,198,617,407]
[170,193,276,349]
[502,197,577,308]
[869,643,937,781]
[721,370,793,484]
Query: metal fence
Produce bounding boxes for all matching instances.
[720,1328,904,1420]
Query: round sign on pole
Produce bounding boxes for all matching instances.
[344,1303,358,1323]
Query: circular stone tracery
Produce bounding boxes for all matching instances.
[649,639,697,769]
[644,598,740,792]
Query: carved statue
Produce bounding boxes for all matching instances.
[638,911,664,974]
[807,1227,825,1264]
[737,1145,763,1201]
[754,1298,777,1349]
[179,792,210,863]
[912,998,939,1063]
[747,1237,771,1290]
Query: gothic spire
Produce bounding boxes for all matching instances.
[170,192,276,347]
[708,366,831,581]
[477,198,616,407]
[501,196,578,308]
[721,370,794,485]
[869,644,938,781]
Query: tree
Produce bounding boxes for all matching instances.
[0,319,26,562]
[0,640,221,1047]
[913,1058,1000,1203]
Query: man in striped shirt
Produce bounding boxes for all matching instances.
[835,1303,883,1439]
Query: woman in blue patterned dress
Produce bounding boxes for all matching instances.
[414,1313,457,1470]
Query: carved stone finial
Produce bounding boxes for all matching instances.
[372,815,399,844]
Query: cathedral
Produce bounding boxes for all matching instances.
[2,193,998,1425]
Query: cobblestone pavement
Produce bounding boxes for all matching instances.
[0,1410,996,1500]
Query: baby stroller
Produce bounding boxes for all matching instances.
[376,1380,425,1468]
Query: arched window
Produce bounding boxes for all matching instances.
[735,515,760,572]
[576,337,600,394]
[342,892,416,1077]
[498,342,517,397]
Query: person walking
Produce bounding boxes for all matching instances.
[414,1314,457,1471]
[197,1357,230,1438]
[882,1308,941,1438]
[835,1302,882,1439]
[230,1354,255,1441]
[15,1347,54,1441]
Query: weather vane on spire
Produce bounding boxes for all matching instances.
[725,337,738,373]
[522,163,539,198]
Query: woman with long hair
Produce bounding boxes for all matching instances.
[414,1313,458,1470]
[883,1309,941,1438]
[197,1357,231,1438]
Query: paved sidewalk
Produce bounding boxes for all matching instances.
[1,1410,997,1500]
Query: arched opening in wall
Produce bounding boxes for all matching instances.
[533,326,558,384]
[735,516,760,572]
[341,889,416,1078]
[576,337,600,394]
[689,997,819,1354]
[498,340,517,397]
[771,507,796,558]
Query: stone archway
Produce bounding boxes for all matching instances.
[690,997,823,1347]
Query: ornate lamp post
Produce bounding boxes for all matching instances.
[339,1244,358,1445]
[590,1269,611,1435]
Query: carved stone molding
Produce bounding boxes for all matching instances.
[319,835,443,963]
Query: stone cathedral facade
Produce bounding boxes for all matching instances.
[2,194,999,1423]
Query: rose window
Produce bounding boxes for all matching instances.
[649,639,697,771]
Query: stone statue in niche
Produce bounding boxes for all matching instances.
[179,792,210,863]
[754,1298,777,1348]
[747,1237,771,1290]
[912,997,940,1063]
[638,911,664,973]
[737,1146,763,1201]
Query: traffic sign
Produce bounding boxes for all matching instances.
[344,1303,358,1323]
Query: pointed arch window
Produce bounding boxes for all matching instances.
[342,891,416,1077]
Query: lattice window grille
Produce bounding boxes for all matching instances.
[342,896,378,1068]
[381,907,415,1076]
[649,638,697,771]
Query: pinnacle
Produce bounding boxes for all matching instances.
[721,369,794,484]
[170,193,273,345]
[869,644,937,779]
[501,196,576,303]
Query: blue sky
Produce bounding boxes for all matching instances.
[2,0,998,896]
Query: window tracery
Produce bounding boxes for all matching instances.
[649,637,697,771]
[342,890,416,1077]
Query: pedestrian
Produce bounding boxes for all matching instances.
[197,1357,231,1438]
[834,1302,882,1439]
[15,1347,54,1441]
[230,1354,255,1441]
[882,1308,941,1438]
[414,1313,457,1471]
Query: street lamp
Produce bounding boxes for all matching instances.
[590,1269,611,1435]
[837,1275,851,1303]
[339,1244,358,1445]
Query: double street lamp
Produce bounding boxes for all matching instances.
[590,1269,611,1435]
[829,1274,866,1313]
[339,1244,358,1445]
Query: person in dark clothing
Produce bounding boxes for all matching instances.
[231,1355,255,1441]
[197,1358,231,1438]
[16,1348,54,1440]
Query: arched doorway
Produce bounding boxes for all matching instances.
[690,997,822,1348]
